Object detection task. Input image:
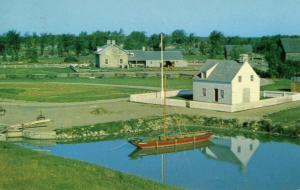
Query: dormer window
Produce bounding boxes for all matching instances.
[197,72,206,79]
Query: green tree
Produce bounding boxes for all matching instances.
[124,31,147,49]
[39,33,48,56]
[147,33,167,51]
[171,29,186,45]
[6,30,21,61]
[208,30,225,58]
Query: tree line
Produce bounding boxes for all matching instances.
[0,29,299,77]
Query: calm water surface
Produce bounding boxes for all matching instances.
[22,135,300,190]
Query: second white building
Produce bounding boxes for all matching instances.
[193,58,260,105]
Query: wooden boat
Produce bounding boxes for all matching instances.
[129,131,213,149]
[129,139,212,159]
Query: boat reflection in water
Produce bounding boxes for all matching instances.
[202,135,260,169]
[129,140,212,159]
[129,135,260,169]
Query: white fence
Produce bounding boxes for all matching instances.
[130,90,300,112]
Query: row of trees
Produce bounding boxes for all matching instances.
[0,29,299,77]
[0,29,242,61]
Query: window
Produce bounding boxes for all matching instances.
[202,88,206,96]
[120,59,123,64]
[237,146,241,153]
[238,76,242,82]
[249,144,253,151]
[250,75,254,82]
[197,72,206,79]
[220,90,224,99]
[105,59,108,64]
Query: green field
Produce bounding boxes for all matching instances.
[261,79,291,91]
[0,82,151,102]
[0,77,193,89]
[0,142,175,190]
[0,55,94,65]
[0,67,73,75]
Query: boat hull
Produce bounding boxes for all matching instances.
[129,132,213,149]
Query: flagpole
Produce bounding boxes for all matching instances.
[160,33,164,98]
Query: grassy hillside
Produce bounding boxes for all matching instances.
[0,142,175,190]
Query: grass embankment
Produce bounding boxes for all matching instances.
[56,114,300,142]
[0,142,176,190]
[0,83,151,102]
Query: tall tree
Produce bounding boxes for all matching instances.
[124,31,147,50]
[208,30,225,58]
[6,30,21,61]
[171,29,186,45]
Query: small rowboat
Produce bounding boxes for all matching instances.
[129,131,213,149]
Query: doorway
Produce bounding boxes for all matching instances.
[214,88,218,102]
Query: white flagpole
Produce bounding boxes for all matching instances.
[160,33,164,98]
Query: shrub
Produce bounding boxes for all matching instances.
[64,56,78,63]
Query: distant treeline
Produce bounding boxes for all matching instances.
[0,29,299,77]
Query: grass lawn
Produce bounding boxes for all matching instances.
[0,77,193,89]
[260,79,291,91]
[266,106,300,124]
[0,142,175,190]
[0,67,73,75]
[0,82,151,102]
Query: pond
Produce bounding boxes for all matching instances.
[21,135,300,190]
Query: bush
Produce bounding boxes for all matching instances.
[64,56,78,63]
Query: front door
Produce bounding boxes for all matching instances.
[242,88,250,103]
[214,88,218,102]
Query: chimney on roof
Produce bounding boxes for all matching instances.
[107,40,111,45]
[111,40,116,45]
[239,54,249,64]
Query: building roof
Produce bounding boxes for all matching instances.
[224,45,253,55]
[95,44,129,54]
[128,50,183,61]
[194,59,242,83]
[281,38,300,53]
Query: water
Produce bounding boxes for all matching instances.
[22,136,300,190]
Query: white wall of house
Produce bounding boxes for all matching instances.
[193,81,232,104]
[231,63,260,104]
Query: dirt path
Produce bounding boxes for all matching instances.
[1,98,300,133]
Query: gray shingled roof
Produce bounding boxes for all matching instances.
[194,59,242,83]
[128,50,183,61]
[224,45,253,55]
[281,38,300,53]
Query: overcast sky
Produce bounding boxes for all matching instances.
[0,0,299,36]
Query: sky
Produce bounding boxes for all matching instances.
[0,0,299,36]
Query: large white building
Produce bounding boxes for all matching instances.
[193,57,260,105]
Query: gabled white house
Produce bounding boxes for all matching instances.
[193,57,260,105]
